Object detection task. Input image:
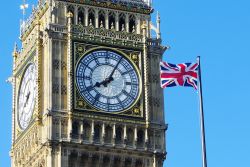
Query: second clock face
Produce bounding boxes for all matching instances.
[75,49,140,113]
[17,63,37,130]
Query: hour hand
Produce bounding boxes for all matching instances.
[95,78,112,88]
[24,92,30,107]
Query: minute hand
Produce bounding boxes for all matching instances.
[108,58,123,80]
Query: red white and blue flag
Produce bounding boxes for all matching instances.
[160,62,199,89]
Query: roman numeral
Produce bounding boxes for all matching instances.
[92,93,101,105]
[122,90,134,99]
[116,97,124,109]
[76,75,91,80]
[121,69,133,76]
[105,51,110,65]
[92,54,100,65]
[81,86,94,93]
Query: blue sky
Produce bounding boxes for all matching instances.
[1,0,250,167]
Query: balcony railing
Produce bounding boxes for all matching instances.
[95,0,152,8]
[72,24,143,42]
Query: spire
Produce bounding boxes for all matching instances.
[12,42,18,57]
[157,11,160,22]
[20,0,29,22]
[156,11,161,39]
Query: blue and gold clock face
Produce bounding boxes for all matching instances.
[75,49,140,113]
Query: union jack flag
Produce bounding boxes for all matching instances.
[160,62,199,89]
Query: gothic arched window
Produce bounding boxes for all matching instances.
[137,130,144,148]
[103,156,110,167]
[105,125,112,144]
[72,121,79,139]
[129,15,136,33]
[94,124,101,143]
[114,157,121,167]
[115,127,123,144]
[80,154,88,166]
[119,13,126,31]
[91,155,99,166]
[83,122,91,141]
[88,8,95,27]
[127,128,134,146]
[99,10,105,28]
[109,12,116,30]
[69,151,77,167]
[125,158,132,167]
[78,8,85,25]
[135,160,143,167]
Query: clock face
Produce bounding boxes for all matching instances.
[17,63,37,130]
[76,50,140,112]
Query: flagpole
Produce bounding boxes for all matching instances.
[197,56,208,167]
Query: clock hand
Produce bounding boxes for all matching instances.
[95,78,110,88]
[95,58,122,88]
[107,57,123,82]
[24,92,30,107]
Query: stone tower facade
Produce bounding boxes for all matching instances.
[10,0,168,167]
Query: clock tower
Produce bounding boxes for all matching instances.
[10,0,168,167]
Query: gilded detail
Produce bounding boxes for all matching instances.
[11,1,167,167]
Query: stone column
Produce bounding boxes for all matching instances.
[108,155,114,167]
[101,122,105,144]
[136,16,141,34]
[123,125,127,143]
[95,9,99,28]
[74,6,78,25]
[84,8,89,26]
[58,40,62,110]
[112,124,116,146]
[80,121,83,142]
[134,126,138,148]
[47,115,53,140]
[11,44,18,147]
[46,147,53,167]
[98,154,104,167]
[141,22,150,132]
[105,10,109,29]
[115,12,119,31]
[58,118,62,139]
[120,157,126,167]
[62,149,69,167]
[67,12,73,141]
[87,153,93,165]
[131,158,136,167]
[91,120,95,143]
[145,128,149,150]
[57,145,62,167]
[125,14,129,32]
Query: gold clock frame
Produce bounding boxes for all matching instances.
[73,42,144,117]
[15,55,37,133]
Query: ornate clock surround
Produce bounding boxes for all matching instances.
[15,50,38,133]
[73,42,145,118]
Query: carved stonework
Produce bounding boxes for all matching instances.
[11,1,167,167]
[61,85,67,95]
[53,59,60,70]
[61,60,67,70]
[53,83,59,94]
